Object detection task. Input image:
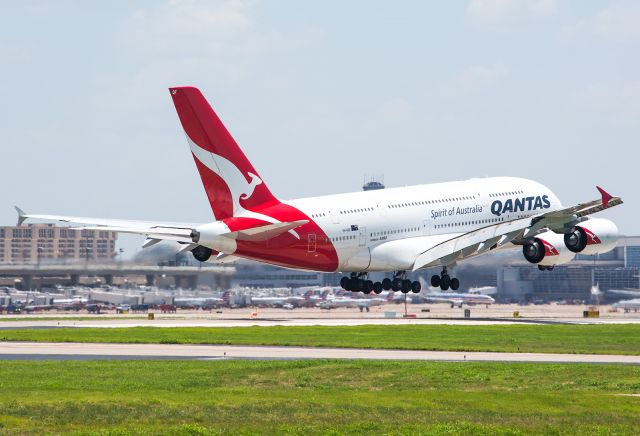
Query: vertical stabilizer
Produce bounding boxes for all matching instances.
[169,87,278,220]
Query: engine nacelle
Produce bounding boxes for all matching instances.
[191,245,219,262]
[523,230,575,266]
[564,218,619,256]
[190,222,238,254]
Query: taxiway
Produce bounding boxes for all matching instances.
[1,342,639,363]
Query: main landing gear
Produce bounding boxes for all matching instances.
[340,271,421,294]
[430,267,459,291]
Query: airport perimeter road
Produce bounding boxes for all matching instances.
[2,342,640,363]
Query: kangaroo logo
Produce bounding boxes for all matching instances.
[187,136,300,239]
[241,172,262,201]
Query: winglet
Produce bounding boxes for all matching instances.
[596,186,613,209]
[15,206,27,226]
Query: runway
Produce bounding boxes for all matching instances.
[2,342,639,364]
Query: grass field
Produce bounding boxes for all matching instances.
[2,324,640,355]
[0,360,638,435]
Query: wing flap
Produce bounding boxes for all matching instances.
[413,217,531,271]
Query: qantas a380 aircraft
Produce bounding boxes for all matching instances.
[17,87,623,294]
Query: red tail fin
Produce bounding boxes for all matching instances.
[169,87,278,220]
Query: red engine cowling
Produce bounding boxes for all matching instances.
[564,218,618,255]
[523,230,576,266]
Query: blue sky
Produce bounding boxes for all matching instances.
[1,0,638,256]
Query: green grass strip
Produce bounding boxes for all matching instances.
[0,360,639,435]
[2,324,640,355]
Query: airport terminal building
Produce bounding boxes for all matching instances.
[497,236,640,303]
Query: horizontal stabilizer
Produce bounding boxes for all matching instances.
[227,220,308,242]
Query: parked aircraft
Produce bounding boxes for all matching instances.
[250,295,306,308]
[422,291,495,308]
[17,87,623,295]
[173,297,225,309]
[612,299,640,312]
[317,295,387,311]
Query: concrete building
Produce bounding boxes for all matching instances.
[0,224,117,264]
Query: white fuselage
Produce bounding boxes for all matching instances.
[287,177,562,272]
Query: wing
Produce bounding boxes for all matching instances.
[15,207,308,247]
[412,186,623,271]
[15,207,198,243]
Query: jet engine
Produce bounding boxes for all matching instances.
[522,230,575,266]
[564,218,619,255]
[191,245,218,262]
[190,222,238,254]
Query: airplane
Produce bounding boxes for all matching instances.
[16,86,623,295]
[317,295,387,311]
[612,299,640,312]
[421,291,495,308]
[250,295,306,308]
[173,296,225,309]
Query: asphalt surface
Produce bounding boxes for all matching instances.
[1,342,639,364]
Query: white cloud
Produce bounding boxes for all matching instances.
[447,65,501,96]
[559,2,640,43]
[466,0,558,25]
[576,81,640,126]
[96,0,313,116]
[127,0,254,56]
[593,2,640,42]
[376,99,415,125]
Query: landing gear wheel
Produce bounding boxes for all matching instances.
[440,274,451,289]
[391,278,402,292]
[401,279,412,293]
[450,278,460,291]
[363,280,374,294]
[340,277,350,290]
[342,278,352,291]
[382,278,392,291]
[411,281,421,293]
[430,275,441,287]
[373,282,383,294]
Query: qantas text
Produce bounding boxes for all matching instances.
[491,195,550,217]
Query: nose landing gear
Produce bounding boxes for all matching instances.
[430,267,459,291]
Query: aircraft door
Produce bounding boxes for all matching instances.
[307,233,316,252]
[358,227,367,247]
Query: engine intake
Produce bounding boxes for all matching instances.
[522,230,575,266]
[191,245,213,262]
[190,222,238,254]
